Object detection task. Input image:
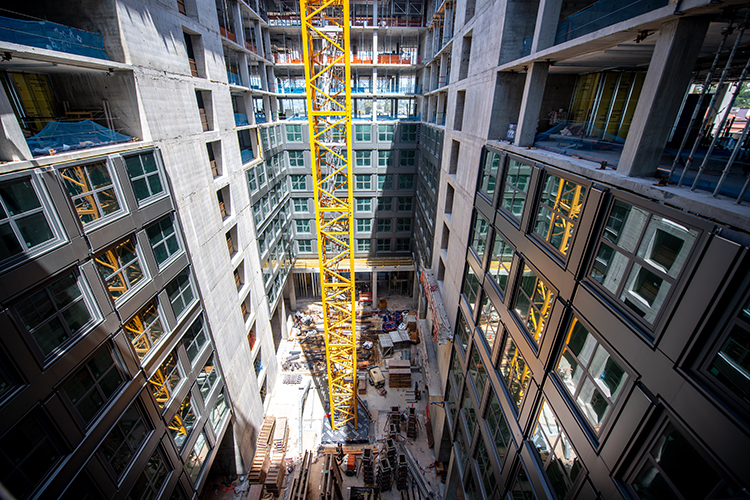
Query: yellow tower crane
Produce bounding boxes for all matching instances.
[299,0,357,429]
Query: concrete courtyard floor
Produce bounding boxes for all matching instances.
[264,296,445,499]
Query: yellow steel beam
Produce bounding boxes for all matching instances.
[300,0,357,429]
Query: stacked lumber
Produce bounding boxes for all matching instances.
[288,451,313,500]
[248,417,276,484]
[265,418,289,496]
[388,359,411,388]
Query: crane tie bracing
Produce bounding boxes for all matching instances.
[300,0,357,429]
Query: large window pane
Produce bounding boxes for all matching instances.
[99,404,149,478]
[168,394,197,450]
[148,353,183,410]
[125,152,164,204]
[470,211,490,263]
[498,334,531,409]
[95,238,144,300]
[488,232,512,294]
[533,174,586,256]
[125,300,165,359]
[64,347,124,424]
[514,265,555,343]
[60,162,121,225]
[147,216,181,267]
[0,177,56,262]
[462,265,480,313]
[501,159,531,221]
[478,150,501,200]
[166,269,196,319]
[185,432,210,483]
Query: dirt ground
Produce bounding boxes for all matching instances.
[264,296,445,500]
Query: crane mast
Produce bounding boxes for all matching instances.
[299,0,357,429]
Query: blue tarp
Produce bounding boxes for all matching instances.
[0,15,109,60]
[234,113,249,126]
[27,120,134,156]
[240,148,254,163]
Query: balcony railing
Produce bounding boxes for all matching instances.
[0,15,109,60]
[235,113,249,126]
[375,83,422,94]
[377,53,421,65]
[554,0,668,45]
[255,112,267,124]
[227,71,243,86]
[220,26,237,43]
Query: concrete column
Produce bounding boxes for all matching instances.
[259,62,270,92]
[514,62,549,147]
[436,93,446,125]
[373,0,378,26]
[444,3,454,40]
[239,53,250,88]
[617,16,710,177]
[254,21,264,58]
[232,2,243,44]
[531,0,564,53]
[0,88,32,162]
[288,273,297,310]
[373,29,379,64]
[371,269,378,310]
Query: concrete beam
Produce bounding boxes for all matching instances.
[0,87,32,163]
[531,0,563,53]
[617,16,709,178]
[514,62,549,147]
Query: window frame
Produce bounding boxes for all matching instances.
[290,175,307,191]
[298,239,313,253]
[356,238,371,252]
[378,124,393,142]
[128,446,172,500]
[512,261,556,346]
[498,154,534,225]
[476,147,504,204]
[182,314,209,365]
[399,174,414,190]
[146,215,183,269]
[293,198,308,213]
[377,174,393,191]
[355,174,372,190]
[497,329,532,413]
[124,299,166,361]
[148,351,184,411]
[397,196,413,212]
[377,218,392,233]
[98,402,151,479]
[58,158,126,229]
[488,229,514,299]
[0,171,66,268]
[586,193,705,334]
[95,236,148,302]
[376,238,391,252]
[122,151,167,207]
[354,124,371,142]
[285,124,302,142]
[165,268,198,321]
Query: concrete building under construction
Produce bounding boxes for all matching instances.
[1,0,750,498]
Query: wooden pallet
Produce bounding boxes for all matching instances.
[388,360,412,388]
[248,417,276,484]
[264,450,286,495]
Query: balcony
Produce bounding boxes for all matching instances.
[220,26,237,43]
[554,0,669,45]
[377,53,421,65]
[227,71,243,86]
[0,15,109,60]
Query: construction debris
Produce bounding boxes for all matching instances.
[288,451,313,500]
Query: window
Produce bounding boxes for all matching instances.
[377,218,392,232]
[401,124,418,141]
[62,346,124,425]
[475,437,498,498]
[534,174,586,256]
[357,239,371,252]
[461,264,480,312]
[291,175,307,190]
[147,216,181,267]
[96,238,145,300]
[356,219,371,233]
[125,300,165,359]
[455,310,471,353]
[124,152,164,204]
[468,345,488,398]
[182,315,208,364]
[197,356,219,401]
[60,161,121,225]
[256,164,266,186]
[400,151,416,167]
[0,175,60,263]
[450,348,465,389]
[530,400,583,500]
[477,294,501,350]
[293,198,308,212]
[509,464,538,500]
[556,316,628,433]
[355,124,371,141]
[185,432,210,483]
[288,151,305,167]
[298,240,313,253]
[128,448,171,500]
[166,269,196,319]
[498,333,531,409]
[461,381,477,436]
[590,199,699,325]
[195,90,212,131]
[0,414,66,500]
[489,232,512,295]
[706,296,750,406]
[378,197,392,211]
[99,404,149,477]
[355,174,371,190]
[514,264,555,344]
[14,271,95,357]
[470,210,490,263]
[149,352,183,410]
[399,174,414,189]
[378,174,393,190]
[397,197,413,212]
[501,159,532,221]
[356,198,372,212]
[296,220,311,233]
[210,390,229,430]
[378,124,393,141]
[285,124,302,141]
[627,421,741,500]
[395,238,409,251]
[355,150,371,167]
[168,394,197,450]
[485,389,511,461]
[378,150,391,166]
[396,218,411,232]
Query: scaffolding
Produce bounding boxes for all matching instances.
[300,0,357,429]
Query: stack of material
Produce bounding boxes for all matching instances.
[288,451,313,500]
[248,417,276,484]
[386,439,397,465]
[247,484,264,500]
[396,455,408,490]
[377,458,393,492]
[265,418,289,496]
[406,407,418,440]
[362,448,374,485]
[321,454,343,500]
[388,359,411,388]
[389,406,401,433]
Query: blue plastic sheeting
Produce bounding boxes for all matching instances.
[227,71,242,86]
[555,0,668,45]
[0,15,109,60]
[27,120,134,156]
[240,148,254,164]
[235,113,249,126]
[535,121,625,144]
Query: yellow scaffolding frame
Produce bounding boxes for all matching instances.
[300,0,357,429]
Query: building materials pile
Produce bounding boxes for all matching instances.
[264,418,289,495]
[388,359,411,388]
[248,416,276,484]
[406,407,418,440]
[288,451,313,500]
[320,453,343,500]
